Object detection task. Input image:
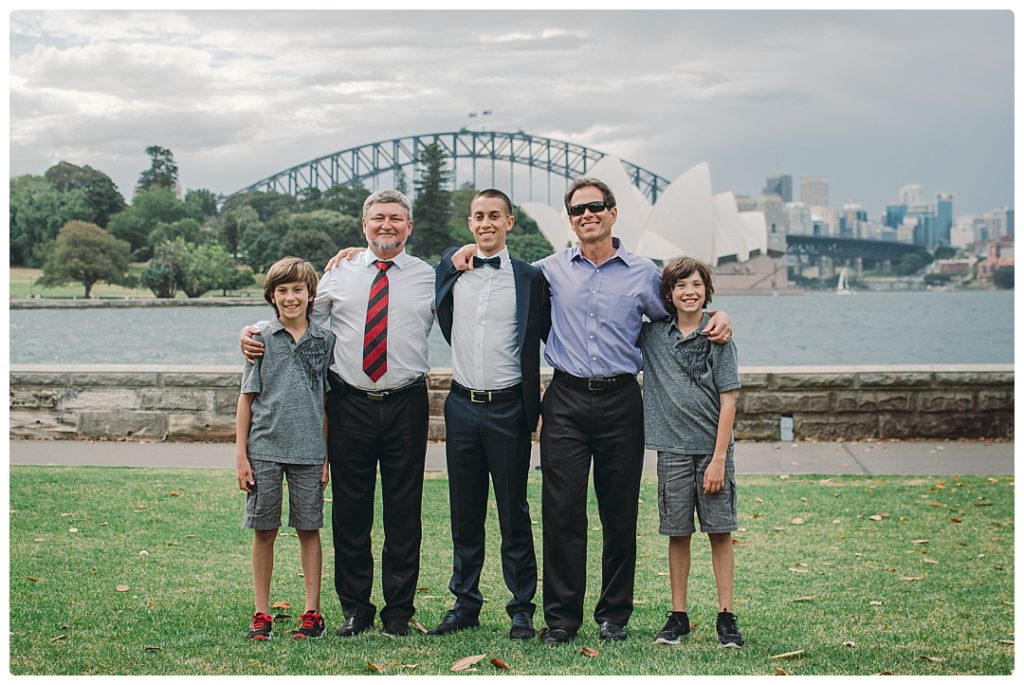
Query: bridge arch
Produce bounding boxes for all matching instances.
[222,130,670,206]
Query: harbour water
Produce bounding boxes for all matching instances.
[8,290,1013,367]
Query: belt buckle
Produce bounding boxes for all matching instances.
[588,377,608,391]
[469,389,491,403]
[366,390,386,401]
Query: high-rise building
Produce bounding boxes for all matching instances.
[839,203,868,239]
[764,174,792,203]
[935,192,953,245]
[757,193,787,235]
[800,176,828,208]
[783,202,812,236]
[899,184,921,206]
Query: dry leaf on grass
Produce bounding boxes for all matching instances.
[949,518,962,523]
[49,634,67,643]
[842,641,856,648]
[917,656,944,663]
[987,477,999,484]
[143,645,163,652]
[755,497,765,504]
[787,567,808,574]
[732,539,746,546]
[910,539,930,545]
[68,528,78,533]
[975,502,993,507]
[115,585,130,592]
[998,639,1014,645]
[272,614,291,621]
[579,647,600,658]
[490,658,510,670]
[402,664,419,670]
[774,667,788,675]
[365,662,385,673]
[791,596,815,602]
[271,601,291,609]
[411,619,427,634]
[33,537,45,542]
[416,586,430,592]
[450,654,486,672]
[900,576,924,582]
[769,649,805,660]
[790,518,805,525]
[169,491,181,497]
[26,576,42,582]
[869,601,883,606]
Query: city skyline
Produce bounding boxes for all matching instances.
[8,9,1015,217]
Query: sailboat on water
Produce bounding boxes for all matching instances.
[836,267,854,296]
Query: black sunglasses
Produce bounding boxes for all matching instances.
[568,200,611,216]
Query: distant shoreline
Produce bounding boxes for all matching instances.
[9,297,266,309]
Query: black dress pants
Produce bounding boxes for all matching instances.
[326,378,428,624]
[443,390,537,617]
[539,375,644,631]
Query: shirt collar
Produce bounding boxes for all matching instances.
[669,312,711,341]
[264,317,323,340]
[362,247,411,269]
[474,246,511,269]
[568,236,629,267]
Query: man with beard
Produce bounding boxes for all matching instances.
[241,189,434,638]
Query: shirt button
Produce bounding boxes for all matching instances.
[589,312,594,317]
[589,335,594,340]
[592,357,597,361]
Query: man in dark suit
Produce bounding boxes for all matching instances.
[430,188,550,640]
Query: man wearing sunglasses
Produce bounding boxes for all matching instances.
[454,176,732,645]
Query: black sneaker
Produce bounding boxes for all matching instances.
[654,612,690,645]
[292,609,325,640]
[247,612,273,640]
[716,611,745,648]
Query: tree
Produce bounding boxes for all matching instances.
[923,272,952,287]
[37,221,131,297]
[108,186,187,259]
[933,245,957,260]
[319,183,370,217]
[219,206,261,259]
[140,238,190,298]
[9,175,92,266]
[286,210,362,248]
[238,219,284,272]
[895,251,931,276]
[394,166,409,196]
[44,161,126,227]
[221,191,298,222]
[183,188,219,222]
[410,142,453,260]
[180,243,246,298]
[136,145,179,192]
[148,217,218,250]
[992,266,1014,289]
[281,228,337,271]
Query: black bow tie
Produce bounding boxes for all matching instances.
[473,256,501,269]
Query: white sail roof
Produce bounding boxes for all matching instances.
[712,192,748,264]
[637,162,714,263]
[737,211,768,256]
[520,202,575,251]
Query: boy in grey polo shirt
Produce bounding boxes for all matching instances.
[235,257,335,641]
[640,256,744,649]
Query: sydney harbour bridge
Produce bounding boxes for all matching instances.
[223,129,916,265]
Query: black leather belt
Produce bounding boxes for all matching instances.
[553,369,635,392]
[451,380,521,403]
[338,375,425,402]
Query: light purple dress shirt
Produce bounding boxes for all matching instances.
[536,237,670,377]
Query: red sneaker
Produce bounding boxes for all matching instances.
[293,610,325,639]
[247,612,274,640]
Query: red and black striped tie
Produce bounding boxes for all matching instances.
[362,260,392,382]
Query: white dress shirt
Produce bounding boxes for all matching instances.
[312,248,435,391]
[450,247,520,391]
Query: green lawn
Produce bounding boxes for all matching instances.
[8,266,261,300]
[8,467,1014,675]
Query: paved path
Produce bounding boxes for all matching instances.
[8,439,1014,476]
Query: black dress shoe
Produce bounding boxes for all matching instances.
[598,621,628,641]
[382,617,410,636]
[426,610,479,636]
[335,615,373,637]
[509,611,536,640]
[540,626,575,644]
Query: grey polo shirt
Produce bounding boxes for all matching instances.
[241,319,336,465]
[640,313,741,454]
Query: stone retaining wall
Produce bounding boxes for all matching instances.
[9,364,1013,442]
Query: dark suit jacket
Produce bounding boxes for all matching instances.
[435,247,551,431]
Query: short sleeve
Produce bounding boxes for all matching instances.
[240,334,263,394]
[713,340,741,393]
[322,331,336,394]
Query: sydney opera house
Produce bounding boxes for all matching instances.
[522,157,793,294]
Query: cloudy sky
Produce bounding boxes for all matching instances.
[8,9,1014,217]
